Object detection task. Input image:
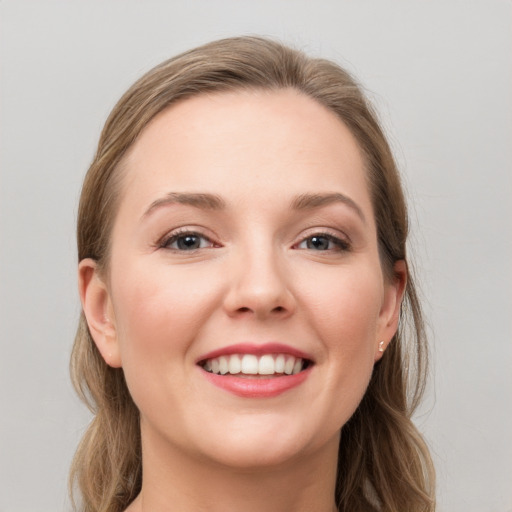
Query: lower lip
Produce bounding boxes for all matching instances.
[200,367,312,398]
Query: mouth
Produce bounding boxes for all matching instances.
[196,344,314,398]
[199,353,312,377]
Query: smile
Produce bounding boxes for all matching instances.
[201,353,309,376]
[197,343,314,398]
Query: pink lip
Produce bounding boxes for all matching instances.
[196,343,314,398]
[196,342,313,363]
[200,366,312,398]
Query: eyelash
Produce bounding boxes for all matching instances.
[294,232,351,252]
[158,229,217,251]
[157,229,350,253]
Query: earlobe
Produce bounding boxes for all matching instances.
[375,260,407,362]
[78,259,122,368]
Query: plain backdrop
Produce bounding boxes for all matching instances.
[1,1,511,511]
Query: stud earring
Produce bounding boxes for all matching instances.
[378,341,385,352]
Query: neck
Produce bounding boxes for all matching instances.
[127,426,340,512]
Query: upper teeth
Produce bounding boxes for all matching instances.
[203,354,305,376]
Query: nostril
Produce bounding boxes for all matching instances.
[235,305,286,315]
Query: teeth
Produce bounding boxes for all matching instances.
[284,357,295,375]
[228,354,241,374]
[258,354,275,375]
[218,356,229,375]
[241,354,259,374]
[203,353,306,376]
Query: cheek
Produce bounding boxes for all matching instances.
[109,262,220,385]
[107,263,224,430]
[299,263,383,348]
[297,263,383,417]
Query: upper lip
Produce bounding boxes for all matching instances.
[196,342,314,364]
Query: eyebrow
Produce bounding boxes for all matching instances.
[142,191,365,223]
[291,193,366,223]
[142,192,226,219]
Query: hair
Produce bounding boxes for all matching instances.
[70,36,435,512]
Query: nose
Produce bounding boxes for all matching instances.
[222,245,296,321]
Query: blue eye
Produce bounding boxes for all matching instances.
[297,234,350,251]
[162,232,214,251]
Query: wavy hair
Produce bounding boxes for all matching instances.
[70,36,435,512]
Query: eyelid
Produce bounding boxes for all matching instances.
[157,227,219,250]
[293,229,352,251]
[155,226,351,252]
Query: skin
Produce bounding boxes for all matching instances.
[79,89,406,512]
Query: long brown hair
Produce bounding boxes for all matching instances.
[70,36,435,512]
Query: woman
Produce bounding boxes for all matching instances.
[71,36,435,512]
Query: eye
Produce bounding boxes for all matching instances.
[160,231,216,251]
[296,233,350,252]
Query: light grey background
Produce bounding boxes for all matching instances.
[1,1,510,511]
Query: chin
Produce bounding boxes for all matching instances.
[189,414,338,471]
[201,438,310,471]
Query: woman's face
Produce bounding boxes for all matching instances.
[81,89,404,469]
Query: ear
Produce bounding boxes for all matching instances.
[78,258,122,368]
[374,260,407,362]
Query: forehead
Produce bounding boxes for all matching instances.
[119,88,371,216]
